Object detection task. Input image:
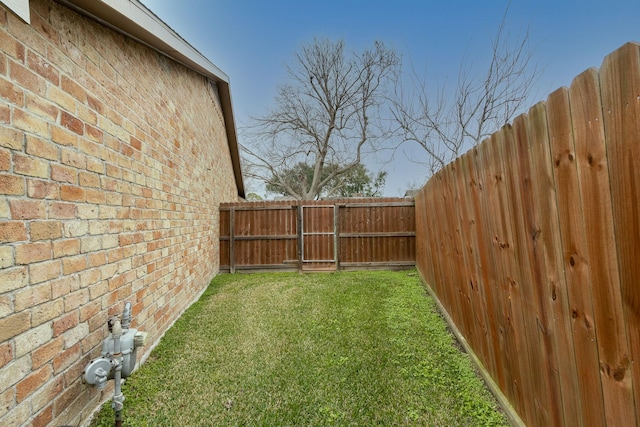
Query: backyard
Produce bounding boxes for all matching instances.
[90,270,508,426]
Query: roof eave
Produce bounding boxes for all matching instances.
[53,0,245,198]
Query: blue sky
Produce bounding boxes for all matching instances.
[140,0,640,197]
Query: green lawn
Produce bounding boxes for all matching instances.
[90,270,508,426]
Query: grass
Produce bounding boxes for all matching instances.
[90,270,508,426]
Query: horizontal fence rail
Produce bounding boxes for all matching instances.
[415,42,640,426]
[219,198,416,272]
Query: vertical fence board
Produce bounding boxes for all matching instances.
[570,67,636,425]
[525,102,569,426]
[507,114,551,427]
[600,42,640,420]
[548,86,605,427]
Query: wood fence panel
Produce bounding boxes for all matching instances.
[548,87,605,427]
[219,199,415,272]
[477,136,513,397]
[466,146,501,386]
[601,42,640,420]
[571,67,636,425]
[529,103,580,425]
[506,115,549,427]
[415,42,640,426]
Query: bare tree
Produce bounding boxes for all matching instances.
[390,7,538,176]
[241,38,399,200]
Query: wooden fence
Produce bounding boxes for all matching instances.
[219,198,415,272]
[415,42,640,426]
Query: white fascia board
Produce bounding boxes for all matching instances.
[56,0,229,84]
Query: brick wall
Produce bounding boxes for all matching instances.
[0,0,240,425]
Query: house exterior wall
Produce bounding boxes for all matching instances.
[0,0,240,425]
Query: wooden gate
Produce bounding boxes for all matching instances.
[301,205,337,271]
[219,198,415,273]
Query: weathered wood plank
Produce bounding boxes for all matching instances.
[548,86,605,427]
[600,42,640,421]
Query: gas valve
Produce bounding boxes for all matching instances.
[82,302,147,425]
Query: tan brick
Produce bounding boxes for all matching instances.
[63,220,88,237]
[0,75,24,106]
[31,298,64,326]
[77,204,98,219]
[0,266,27,293]
[60,184,85,202]
[27,179,60,199]
[0,245,13,268]
[0,173,25,195]
[87,251,106,267]
[16,365,52,404]
[0,341,13,369]
[80,235,102,253]
[32,336,63,369]
[62,254,86,275]
[27,50,59,85]
[88,280,108,300]
[0,387,13,419]
[53,238,80,258]
[64,288,89,313]
[25,92,59,122]
[79,299,101,324]
[10,61,46,96]
[85,188,105,204]
[1,400,30,427]
[84,93,102,113]
[86,156,104,173]
[80,328,103,353]
[30,220,62,240]
[52,342,80,375]
[50,163,77,183]
[77,103,97,126]
[13,108,49,137]
[78,171,99,189]
[29,259,61,284]
[61,75,86,103]
[0,221,27,243]
[26,134,59,160]
[15,323,52,358]
[51,275,78,299]
[0,311,30,342]
[60,110,83,135]
[47,84,75,111]
[30,376,63,414]
[79,267,101,288]
[0,148,10,171]
[86,125,105,146]
[51,124,78,147]
[14,282,51,311]
[0,103,9,124]
[10,199,46,219]
[13,153,49,178]
[49,202,76,219]
[61,147,86,169]
[53,311,78,337]
[15,241,51,264]
[31,404,53,427]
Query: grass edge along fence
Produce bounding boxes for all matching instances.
[415,41,640,427]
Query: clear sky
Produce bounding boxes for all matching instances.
[140,0,640,197]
